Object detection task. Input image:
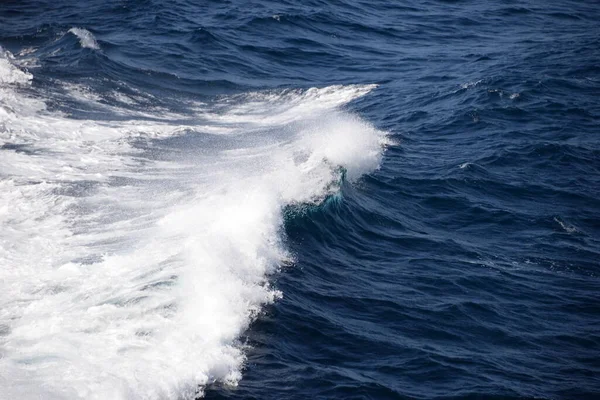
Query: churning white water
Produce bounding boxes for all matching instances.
[0,49,386,399]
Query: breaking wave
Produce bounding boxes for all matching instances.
[0,49,385,399]
[68,27,100,50]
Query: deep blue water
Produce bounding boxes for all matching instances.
[1,1,599,399]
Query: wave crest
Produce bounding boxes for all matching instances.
[68,27,100,50]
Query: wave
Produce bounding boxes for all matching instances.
[0,48,33,84]
[0,49,386,399]
[68,27,100,50]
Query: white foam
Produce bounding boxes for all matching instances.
[205,84,378,126]
[554,217,578,234]
[0,51,386,399]
[460,79,482,90]
[0,48,32,84]
[68,28,100,50]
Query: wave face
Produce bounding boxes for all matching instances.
[1,1,600,399]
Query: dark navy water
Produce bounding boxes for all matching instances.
[1,1,599,399]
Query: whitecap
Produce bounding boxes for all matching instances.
[0,47,32,84]
[68,27,100,50]
[460,79,482,89]
[554,217,578,234]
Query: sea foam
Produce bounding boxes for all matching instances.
[0,47,32,84]
[68,27,100,50]
[0,50,385,399]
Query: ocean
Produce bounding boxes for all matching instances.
[0,1,599,399]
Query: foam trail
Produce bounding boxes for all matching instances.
[68,27,100,50]
[0,50,386,399]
